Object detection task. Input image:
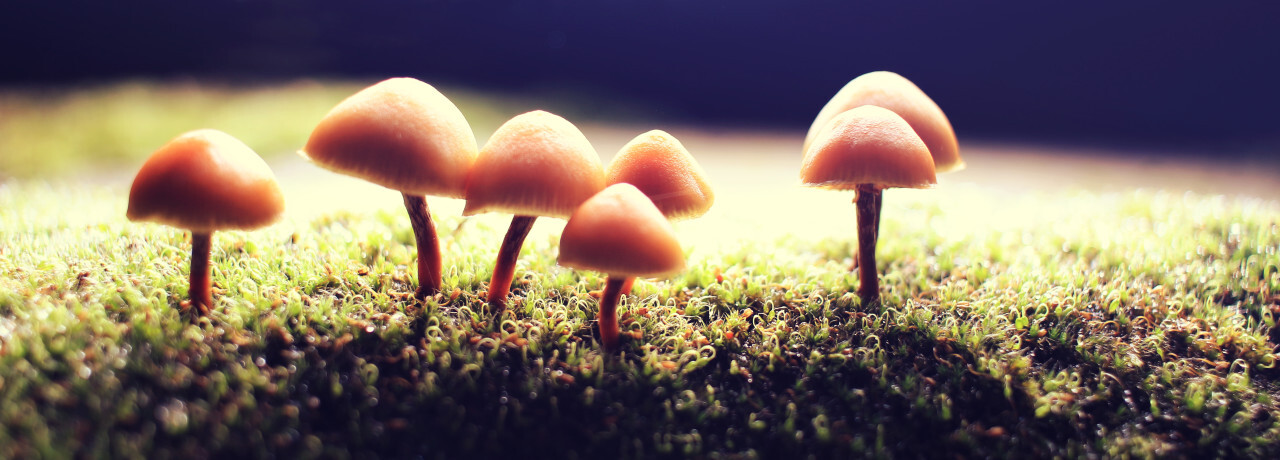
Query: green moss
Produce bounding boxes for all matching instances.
[1,183,1279,457]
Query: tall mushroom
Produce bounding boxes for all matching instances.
[301,77,477,299]
[558,183,685,352]
[803,71,961,269]
[800,105,936,306]
[464,110,605,310]
[127,129,285,316]
[605,129,713,294]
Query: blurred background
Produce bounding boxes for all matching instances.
[1,0,1278,196]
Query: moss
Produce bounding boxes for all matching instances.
[1,183,1278,457]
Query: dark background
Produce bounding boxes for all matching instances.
[4,0,1279,152]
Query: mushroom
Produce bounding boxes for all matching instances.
[127,129,284,316]
[464,110,605,310]
[802,71,961,269]
[803,71,961,171]
[800,105,936,306]
[605,129,713,294]
[606,130,714,220]
[558,183,685,352]
[301,77,477,299]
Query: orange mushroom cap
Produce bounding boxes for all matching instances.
[800,105,937,190]
[127,129,285,232]
[301,77,478,198]
[558,184,686,279]
[463,110,605,219]
[803,71,963,172]
[605,130,714,221]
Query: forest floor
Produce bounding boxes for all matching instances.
[2,82,1279,457]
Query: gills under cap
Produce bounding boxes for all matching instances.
[128,129,284,232]
[301,77,478,198]
[558,184,685,279]
[800,105,937,190]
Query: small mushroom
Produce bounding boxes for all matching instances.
[804,71,961,172]
[605,129,713,294]
[803,71,961,269]
[801,105,936,306]
[127,129,284,316]
[464,110,605,310]
[606,130,714,220]
[302,77,478,299]
[558,184,685,352]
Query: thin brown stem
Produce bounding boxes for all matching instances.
[487,215,537,310]
[855,184,882,307]
[189,231,213,316]
[403,193,442,299]
[873,190,883,235]
[599,275,628,352]
[619,277,636,297]
[849,193,860,271]
[847,192,884,272]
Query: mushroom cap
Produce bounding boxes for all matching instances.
[800,105,938,190]
[803,71,963,172]
[558,184,686,279]
[301,77,478,198]
[463,110,605,219]
[127,129,284,232]
[606,130,714,221]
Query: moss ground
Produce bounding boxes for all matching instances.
[2,181,1278,458]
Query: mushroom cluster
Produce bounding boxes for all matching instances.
[802,106,936,306]
[604,129,713,295]
[801,71,962,306]
[125,71,953,348]
[804,71,962,174]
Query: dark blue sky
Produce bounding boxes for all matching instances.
[4,0,1279,151]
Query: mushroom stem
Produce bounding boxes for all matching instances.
[189,231,214,316]
[619,277,636,297]
[599,275,628,352]
[487,215,537,309]
[402,193,442,299]
[855,184,882,306]
[848,192,883,271]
